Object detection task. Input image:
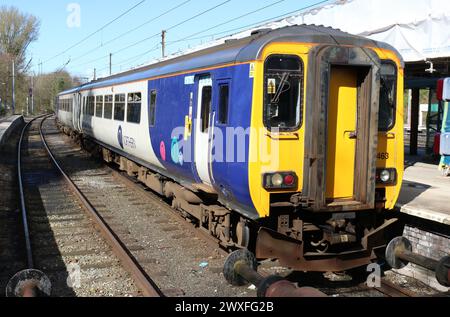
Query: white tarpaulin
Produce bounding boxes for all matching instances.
[295,0,450,62]
[129,0,450,74]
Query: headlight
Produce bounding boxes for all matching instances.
[263,172,297,190]
[376,169,397,185]
[271,174,284,187]
[380,170,391,183]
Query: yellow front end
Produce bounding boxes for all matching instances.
[248,42,404,218]
[248,43,313,218]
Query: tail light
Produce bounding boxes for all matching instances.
[263,172,297,190]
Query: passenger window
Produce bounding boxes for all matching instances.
[149,90,157,126]
[87,96,95,116]
[127,93,141,124]
[96,96,103,118]
[379,62,397,131]
[83,97,86,114]
[104,95,113,119]
[114,94,125,121]
[218,84,229,125]
[264,55,303,131]
[201,86,212,132]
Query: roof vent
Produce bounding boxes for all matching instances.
[251,28,272,36]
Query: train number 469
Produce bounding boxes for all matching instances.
[377,152,390,160]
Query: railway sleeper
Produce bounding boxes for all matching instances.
[88,135,248,250]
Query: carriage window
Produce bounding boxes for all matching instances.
[218,84,229,125]
[104,95,113,119]
[149,90,157,126]
[114,94,125,121]
[127,93,141,124]
[201,86,212,132]
[95,96,103,118]
[264,55,303,131]
[83,97,86,114]
[87,96,95,116]
[379,62,397,131]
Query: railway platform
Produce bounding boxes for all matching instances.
[395,155,450,292]
[0,115,24,147]
[397,157,450,225]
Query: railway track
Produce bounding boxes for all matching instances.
[40,116,249,297]
[13,116,161,297]
[28,115,442,298]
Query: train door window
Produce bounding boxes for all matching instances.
[149,90,157,127]
[70,99,73,112]
[83,97,86,114]
[104,95,113,119]
[264,55,303,132]
[379,61,397,131]
[95,96,103,118]
[87,96,95,116]
[127,93,141,124]
[201,86,212,132]
[114,94,125,121]
[218,84,229,125]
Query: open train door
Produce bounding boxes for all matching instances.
[72,92,82,132]
[193,75,214,186]
[302,46,381,212]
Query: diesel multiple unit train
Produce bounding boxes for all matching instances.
[56,25,404,272]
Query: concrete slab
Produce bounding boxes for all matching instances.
[0,115,24,147]
[397,160,450,225]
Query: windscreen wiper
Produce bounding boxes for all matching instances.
[271,72,290,104]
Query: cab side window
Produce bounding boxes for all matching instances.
[264,55,303,132]
[378,62,397,131]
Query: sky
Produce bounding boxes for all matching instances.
[0,0,330,79]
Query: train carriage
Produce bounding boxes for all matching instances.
[56,25,404,272]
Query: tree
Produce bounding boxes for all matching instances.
[0,6,40,71]
[0,6,40,114]
[33,71,83,113]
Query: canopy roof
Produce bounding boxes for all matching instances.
[261,0,450,62]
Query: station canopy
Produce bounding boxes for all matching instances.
[288,0,450,62]
[180,0,450,64]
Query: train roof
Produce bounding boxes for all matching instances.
[59,24,403,96]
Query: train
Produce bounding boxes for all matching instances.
[56,25,404,272]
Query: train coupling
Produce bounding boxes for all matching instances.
[386,237,450,287]
[223,249,326,297]
[6,269,52,297]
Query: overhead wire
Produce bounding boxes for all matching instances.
[42,0,147,66]
[69,0,192,65]
[74,0,231,71]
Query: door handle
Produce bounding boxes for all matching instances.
[344,130,357,139]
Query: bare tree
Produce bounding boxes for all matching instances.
[0,6,40,114]
[0,6,40,70]
[33,71,82,113]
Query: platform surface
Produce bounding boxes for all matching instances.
[397,158,450,225]
[0,115,22,145]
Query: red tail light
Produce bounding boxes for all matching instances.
[263,172,297,190]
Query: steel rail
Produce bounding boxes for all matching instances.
[17,115,47,269]
[39,116,162,297]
